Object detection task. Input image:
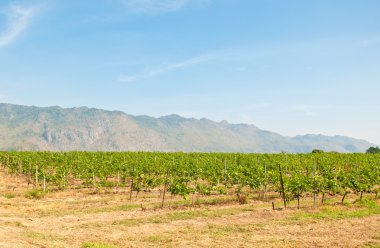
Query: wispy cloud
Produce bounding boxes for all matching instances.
[0,3,38,47]
[118,37,358,83]
[293,104,341,116]
[118,54,213,82]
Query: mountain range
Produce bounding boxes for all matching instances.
[0,103,374,153]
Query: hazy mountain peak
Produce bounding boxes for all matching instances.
[0,103,375,153]
[220,120,229,125]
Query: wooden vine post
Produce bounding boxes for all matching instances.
[262,161,267,199]
[43,174,46,192]
[161,167,170,208]
[278,164,286,209]
[129,164,135,201]
[224,159,227,186]
[28,163,32,187]
[19,160,22,175]
[117,171,120,187]
[313,160,317,208]
[35,165,39,189]
[92,172,96,188]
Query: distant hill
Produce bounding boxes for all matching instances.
[0,103,374,153]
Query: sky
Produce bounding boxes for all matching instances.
[0,0,379,144]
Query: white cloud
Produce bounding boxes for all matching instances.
[145,55,210,75]
[118,54,213,82]
[117,74,139,83]
[0,3,37,47]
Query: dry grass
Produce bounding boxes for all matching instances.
[0,169,379,248]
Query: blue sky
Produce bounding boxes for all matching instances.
[0,0,379,144]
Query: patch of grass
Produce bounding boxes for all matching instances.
[83,203,140,214]
[82,241,116,248]
[115,206,250,227]
[363,242,380,248]
[152,207,243,222]
[2,192,16,199]
[354,198,379,209]
[178,223,275,246]
[115,204,140,211]
[158,195,241,209]
[36,201,140,218]
[142,235,173,244]
[290,199,380,221]
[151,207,247,224]
[24,189,46,199]
[194,196,238,206]
[24,230,65,242]
[206,224,252,237]
[4,221,24,227]
[112,218,141,227]
[25,231,46,239]
[363,243,380,248]
[65,197,111,205]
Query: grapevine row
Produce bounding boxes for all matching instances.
[0,151,379,207]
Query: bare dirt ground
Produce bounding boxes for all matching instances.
[0,169,379,248]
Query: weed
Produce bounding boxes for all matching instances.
[24,189,46,199]
[236,193,248,204]
[290,200,380,221]
[3,192,16,199]
[82,241,116,248]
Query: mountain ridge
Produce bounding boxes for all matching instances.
[0,103,374,153]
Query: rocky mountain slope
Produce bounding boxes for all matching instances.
[0,103,374,153]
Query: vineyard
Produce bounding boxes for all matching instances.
[1,151,379,208]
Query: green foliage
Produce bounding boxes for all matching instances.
[312,149,324,154]
[286,174,309,200]
[168,177,194,198]
[0,151,379,206]
[366,147,380,154]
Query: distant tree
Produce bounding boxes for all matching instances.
[312,149,324,154]
[328,151,339,154]
[366,147,380,154]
